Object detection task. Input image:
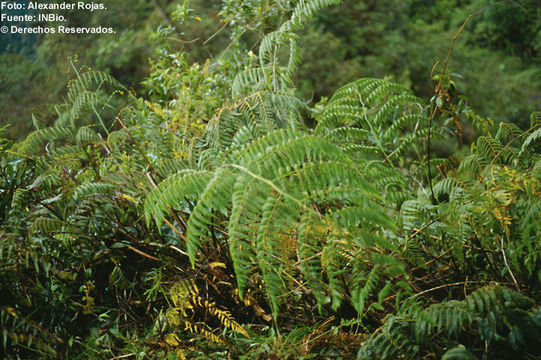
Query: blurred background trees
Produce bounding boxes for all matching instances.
[1,0,540,140]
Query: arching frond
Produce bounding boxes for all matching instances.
[316,78,429,164]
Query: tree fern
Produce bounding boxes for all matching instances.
[145,128,401,316]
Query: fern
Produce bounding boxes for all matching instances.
[75,126,101,146]
[66,68,124,105]
[145,128,401,316]
[206,91,306,151]
[519,126,541,157]
[0,306,60,357]
[164,279,249,347]
[358,286,540,360]
[316,78,430,171]
[234,0,340,98]
[4,1,540,358]
[14,127,74,156]
[72,182,116,201]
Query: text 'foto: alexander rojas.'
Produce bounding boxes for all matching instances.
[0,1,106,11]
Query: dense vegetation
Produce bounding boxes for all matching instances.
[1,0,540,359]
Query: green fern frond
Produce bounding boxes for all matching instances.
[145,127,396,315]
[519,126,541,157]
[298,212,329,310]
[358,286,537,360]
[232,67,278,97]
[381,113,425,143]
[457,155,488,176]
[15,127,74,155]
[441,346,478,360]
[76,126,101,146]
[326,127,370,143]
[237,0,340,99]
[73,182,116,201]
[107,129,129,149]
[316,78,428,163]
[69,90,104,122]
[351,265,381,314]
[29,217,76,237]
[529,111,540,128]
[496,121,522,143]
[144,170,213,229]
[156,159,190,178]
[207,91,306,152]
[285,0,341,32]
[36,145,81,171]
[66,69,124,105]
[433,178,466,199]
[474,136,503,160]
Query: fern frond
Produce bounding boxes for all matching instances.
[15,127,74,155]
[358,286,537,360]
[69,90,104,121]
[298,212,329,310]
[156,159,190,178]
[76,126,101,146]
[496,121,522,143]
[73,182,116,201]
[519,126,541,157]
[232,67,290,97]
[185,166,237,262]
[107,129,129,149]
[285,0,341,32]
[29,217,76,237]
[530,111,540,128]
[66,69,123,105]
[351,265,381,314]
[433,178,466,199]
[457,155,488,176]
[144,170,213,229]
[441,346,478,360]
[316,77,428,163]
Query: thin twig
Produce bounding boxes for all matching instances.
[406,280,511,301]
[392,219,437,255]
[498,235,520,291]
[204,21,229,45]
[127,245,160,262]
[109,353,136,360]
[426,1,513,201]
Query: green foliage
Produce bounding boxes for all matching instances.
[145,128,402,316]
[1,1,540,359]
[315,77,429,164]
[354,97,541,360]
[357,286,541,359]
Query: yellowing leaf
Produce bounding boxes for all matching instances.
[118,193,138,205]
[165,333,181,346]
[6,306,17,317]
[208,262,226,269]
